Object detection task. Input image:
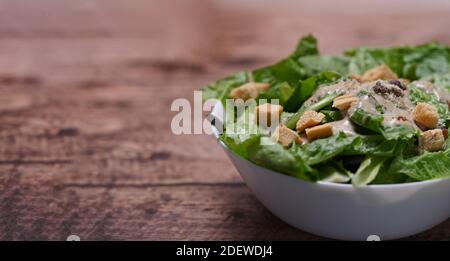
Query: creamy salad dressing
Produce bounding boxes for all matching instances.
[304,80,360,106]
[413,80,450,103]
[329,118,355,135]
[306,79,423,135]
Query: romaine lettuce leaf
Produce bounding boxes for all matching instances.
[292,132,359,165]
[292,34,319,57]
[345,43,450,79]
[320,110,343,123]
[352,156,387,187]
[283,71,343,112]
[297,55,350,76]
[255,82,294,106]
[343,135,413,157]
[421,73,450,93]
[350,108,418,140]
[220,107,260,159]
[221,134,260,160]
[316,161,352,183]
[252,57,305,87]
[382,125,419,141]
[402,43,450,79]
[371,158,412,185]
[248,137,318,181]
[349,108,384,133]
[252,35,322,86]
[202,72,249,103]
[345,47,405,76]
[387,150,450,181]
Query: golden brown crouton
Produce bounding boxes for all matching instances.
[419,129,445,152]
[350,75,363,82]
[360,64,398,82]
[229,82,270,100]
[256,103,283,127]
[332,94,359,110]
[412,103,439,129]
[305,123,333,141]
[296,111,326,132]
[271,125,301,148]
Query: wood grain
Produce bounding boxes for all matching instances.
[0,0,449,240]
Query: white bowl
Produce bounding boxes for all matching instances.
[211,103,450,241]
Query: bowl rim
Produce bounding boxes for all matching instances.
[210,103,450,189]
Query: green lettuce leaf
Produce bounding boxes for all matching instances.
[252,57,305,87]
[297,56,350,76]
[255,82,294,106]
[252,35,322,87]
[292,132,359,165]
[220,107,260,159]
[202,72,249,103]
[283,71,343,112]
[402,43,450,79]
[388,150,450,181]
[345,43,450,79]
[421,73,450,93]
[343,135,412,157]
[350,108,418,140]
[316,161,352,183]
[349,108,384,133]
[248,137,317,181]
[345,47,405,76]
[352,157,387,187]
[292,34,319,57]
[320,110,343,123]
[371,158,412,184]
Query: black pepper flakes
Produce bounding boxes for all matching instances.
[373,81,404,97]
[388,79,407,90]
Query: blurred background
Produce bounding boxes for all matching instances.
[0,0,449,240]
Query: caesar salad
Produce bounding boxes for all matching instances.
[203,35,450,186]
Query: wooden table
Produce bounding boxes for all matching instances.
[0,0,449,240]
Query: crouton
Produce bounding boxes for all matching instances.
[412,103,439,129]
[256,103,283,127]
[296,111,326,132]
[229,82,270,100]
[419,129,445,152]
[271,125,301,147]
[350,75,363,82]
[443,128,449,139]
[332,94,358,110]
[360,64,398,82]
[305,123,333,141]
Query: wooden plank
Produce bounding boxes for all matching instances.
[0,164,448,240]
[0,163,314,240]
[0,77,240,184]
